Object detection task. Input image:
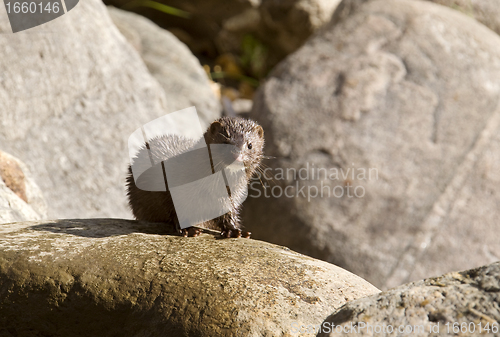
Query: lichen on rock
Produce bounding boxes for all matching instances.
[0,218,379,337]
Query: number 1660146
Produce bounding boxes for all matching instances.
[5,2,60,14]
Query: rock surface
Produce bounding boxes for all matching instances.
[0,219,379,337]
[245,0,500,289]
[107,7,221,127]
[0,0,218,220]
[0,151,47,223]
[318,262,500,337]
[425,0,500,37]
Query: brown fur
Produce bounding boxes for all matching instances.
[126,117,264,237]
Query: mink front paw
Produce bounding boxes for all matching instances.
[181,227,203,237]
[221,229,251,239]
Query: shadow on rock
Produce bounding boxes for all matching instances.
[30,218,178,238]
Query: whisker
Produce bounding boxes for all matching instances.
[255,165,278,187]
[254,167,266,189]
[257,163,273,174]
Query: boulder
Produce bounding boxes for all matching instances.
[425,0,500,37]
[256,0,341,55]
[0,151,48,223]
[0,0,218,220]
[318,262,500,337]
[107,7,221,127]
[245,0,500,289]
[0,219,379,337]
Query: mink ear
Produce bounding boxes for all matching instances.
[256,125,264,138]
[209,121,223,136]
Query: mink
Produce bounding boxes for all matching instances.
[126,116,265,238]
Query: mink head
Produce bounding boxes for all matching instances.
[205,116,265,178]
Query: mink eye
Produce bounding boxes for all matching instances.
[247,143,252,150]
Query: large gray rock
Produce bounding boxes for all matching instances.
[425,0,500,37]
[0,151,48,223]
[318,262,500,337]
[246,0,500,289]
[107,7,221,127]
[0,219,379,337]
[0,0,218,220]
